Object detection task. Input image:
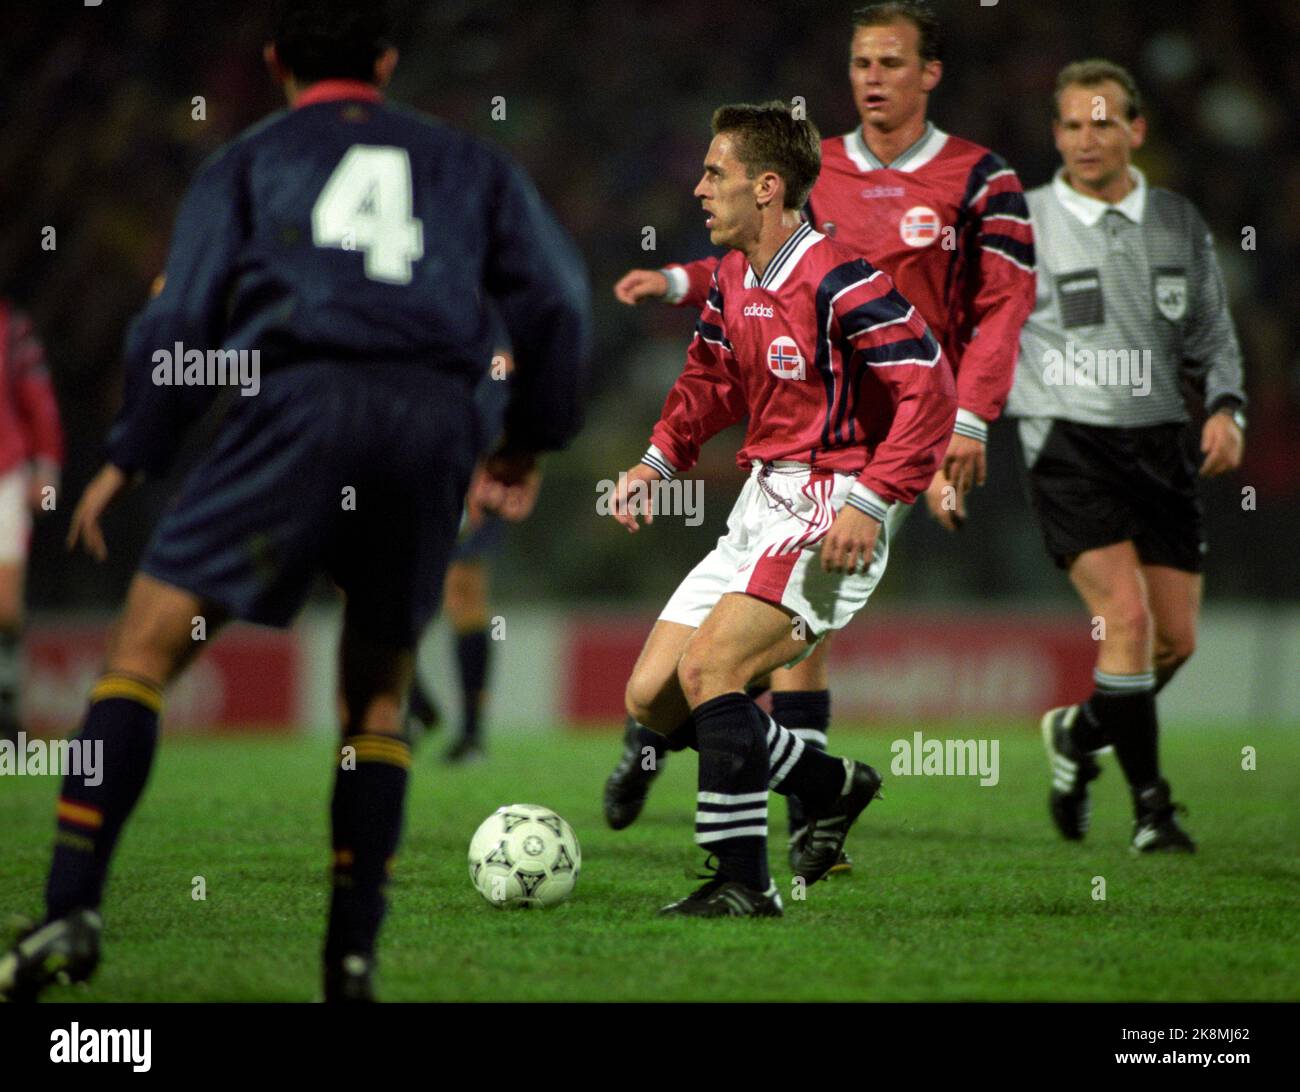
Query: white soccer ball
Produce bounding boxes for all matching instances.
[467,804,581,909]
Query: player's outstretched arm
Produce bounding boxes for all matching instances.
[614,259,720,310]
[613,269,669,305]
[66,463,129,562]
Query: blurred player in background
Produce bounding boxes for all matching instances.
[609,102,955,915]
[0,0,589,1002]
[605,0,1034,859]
[407,349,538,764]
[1010,60,1246,853]
[0,300,64,745]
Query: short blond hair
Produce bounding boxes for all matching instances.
[1054,59,1142,122]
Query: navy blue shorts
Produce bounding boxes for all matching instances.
[141,361,480,645]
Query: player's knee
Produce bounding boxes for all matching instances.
[624,673,659,726]
[676,644,729,706]
[1157,630,1196,669]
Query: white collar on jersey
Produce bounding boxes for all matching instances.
[842,121,948,173]
[743,222,823,293]
[1052,165,1148,226]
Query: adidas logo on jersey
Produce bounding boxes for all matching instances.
[743,303,775,318]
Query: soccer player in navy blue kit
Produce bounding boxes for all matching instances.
[0,1,589,1002]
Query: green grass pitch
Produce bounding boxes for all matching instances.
[2,724,1297,1001]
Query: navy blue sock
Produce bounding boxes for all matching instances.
[771,690,830,833]
[456,629,491,743]
[325,733,411,960]
[691,692,770,891]
[45,673,162,920]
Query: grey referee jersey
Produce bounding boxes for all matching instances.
[1006,167,1245,460]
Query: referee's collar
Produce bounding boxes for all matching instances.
[1052,166,1147,226]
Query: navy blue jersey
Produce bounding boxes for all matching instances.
[107,80,590,476]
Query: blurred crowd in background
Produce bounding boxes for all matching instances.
[3,0,1297,612]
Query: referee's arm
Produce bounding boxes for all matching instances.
[1184,210,1246,477]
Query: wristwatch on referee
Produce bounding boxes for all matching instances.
[1208,395,1247,432]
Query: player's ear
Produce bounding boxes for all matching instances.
[375,46,399,88]
[1129,114,1147,152]
[755,170,782,209]
[921,59,941,93]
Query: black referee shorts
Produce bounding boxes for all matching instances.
[1018,419,1205,573]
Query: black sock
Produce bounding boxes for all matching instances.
[325,732,411,961]
[664,716,697,752]
[771,690,830,833]
[692,693,770,891]
[45,673,162,920]
[456,629,491,743]
[1154,662,1178,695]
[1082,670,1159,793]
[0,628,19,741]
[1070,699,1108,754]
[408,676,438,728]
[764,715,846,815]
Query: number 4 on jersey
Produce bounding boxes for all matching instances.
[311,145,424,284]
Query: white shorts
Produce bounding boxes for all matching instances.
[0,467,31,565]
[659,461,893,640]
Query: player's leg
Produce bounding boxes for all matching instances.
[323,610,415,1001]
[443,557,492,763]
[322,362,479,999]
[660,593,880,915]
[0,561,23,745]
[769,640,831,864]
[603,619,697,829]
[1,574,225,1001]
[1062,543,1193,851]
[1143,565,1202,693]
[603,481,752,830]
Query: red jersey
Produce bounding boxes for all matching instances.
[0,301,63,477]
[644,223,956,515]
[665,124,1034,434]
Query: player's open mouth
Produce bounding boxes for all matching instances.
[865,94,887,107]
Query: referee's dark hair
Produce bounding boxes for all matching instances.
[851,1,943,64]
[1054,59,1144,121]
[273,0,392,84]
[712,101,822,211]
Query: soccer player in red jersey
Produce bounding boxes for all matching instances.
[0,300,63,745]
[607,102,955,915]
[605,2,1034,853]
